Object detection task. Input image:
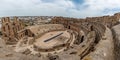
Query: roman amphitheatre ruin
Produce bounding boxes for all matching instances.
[0,13,120,60]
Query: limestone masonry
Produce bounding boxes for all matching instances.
[0,13,120,60]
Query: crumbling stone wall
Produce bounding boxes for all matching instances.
[51,13,120,28]
[51,14,109,46]
[1,17,25,44]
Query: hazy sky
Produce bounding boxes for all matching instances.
[0,0,120,18]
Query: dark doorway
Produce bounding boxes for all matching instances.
[25,30,28,35]
[80,36,84,43]
[32,34,35,37]
[68,26,70,29]
[91,25,93,31]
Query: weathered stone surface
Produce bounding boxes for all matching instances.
[83,27,114,60]
[0,12,120,60]
[112,24,120,60]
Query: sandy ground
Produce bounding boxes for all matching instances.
[0,38,43,60]
[34,31,70,49]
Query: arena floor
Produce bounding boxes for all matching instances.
[34,30,70,49]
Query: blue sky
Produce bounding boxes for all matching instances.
[72,0,84,5]
[0,0,120,18]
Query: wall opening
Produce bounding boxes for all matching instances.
[32,34,35,37]
[25,30,28,35]
[68,26,70,29]
[91,25,93,31]
[80,36,84,43]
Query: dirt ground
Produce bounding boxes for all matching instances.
[34,31,70,49]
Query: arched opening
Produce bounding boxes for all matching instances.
[25,30,28,35]
[80,36,84,43]
[68,26,70,29]
[8,25,10,30]
[4,34,7,37]
[91,25,93,31]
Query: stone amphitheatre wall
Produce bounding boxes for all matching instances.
[51,13,120,45]
[51,13,120,28]
[25,24,65,39]
[1,17,25,44]
[51,14,108,49]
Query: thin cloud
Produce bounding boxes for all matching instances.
[0,0,120,18]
